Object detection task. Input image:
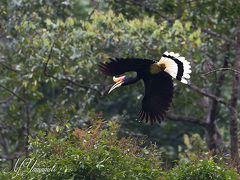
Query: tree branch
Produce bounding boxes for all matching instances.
[204,57,228,153]
[209,58,228,124]
[188,83,229,107]
[0,152,25,161]
[229,11,240,165]
[0,61,19,73]
[191,25,236,46]
[0,86,23,104]
[201,68,240,76]
[166,112,208,127]
[23,87,30,157]
[0,128,9,159]
[43,42,108,97]
[0,84,25,102]
[127,0,174,23]
[127,0,236,46]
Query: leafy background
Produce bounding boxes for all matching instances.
[0,0,240,178]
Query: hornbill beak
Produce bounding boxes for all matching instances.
[108,76,125,94]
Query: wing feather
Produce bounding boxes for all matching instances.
[139,71,173,125]
[98,58,155,76]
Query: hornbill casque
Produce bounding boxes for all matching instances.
[98,52,191,125]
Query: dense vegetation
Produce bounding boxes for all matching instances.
[1,117,238,179]
[0,0,240,179]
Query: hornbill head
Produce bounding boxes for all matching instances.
[108,76,126,94]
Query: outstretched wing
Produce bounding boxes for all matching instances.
[139,71,173,125]
[98,58,155,76]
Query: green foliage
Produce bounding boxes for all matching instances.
[178,133,208,160]
[3,117,163,179]
[2,118,238,180]
[171,134,238,179]
[1,0,240,176]
[0,0,205,163]
[165,157,238,180]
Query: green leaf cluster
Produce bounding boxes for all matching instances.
[3,118,163,179]
[165,157,238,180]
[0,0,205,161]
[2,118,238,180]
[1,0,240,175]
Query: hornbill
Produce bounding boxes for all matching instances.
[98,52,191,125]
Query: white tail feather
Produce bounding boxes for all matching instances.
[160,51,191,84]
[157,57,178,78]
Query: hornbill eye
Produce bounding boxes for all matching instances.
[98,52,191,125]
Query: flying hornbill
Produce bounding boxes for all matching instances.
[98,52,191,125]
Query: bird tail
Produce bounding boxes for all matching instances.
[158,51,191,84]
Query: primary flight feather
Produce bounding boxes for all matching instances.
[98,51,191,125]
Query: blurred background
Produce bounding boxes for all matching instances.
[0,0,239,170]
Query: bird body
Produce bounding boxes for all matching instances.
[98,51,191,125]
[150,62,166,74]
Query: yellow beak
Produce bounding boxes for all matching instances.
[108,76,125,94]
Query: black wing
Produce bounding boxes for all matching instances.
[98,58,155,76]
[139,71,173,125]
